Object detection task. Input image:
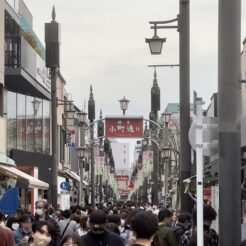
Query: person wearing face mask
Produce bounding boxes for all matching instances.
[13,215,33,246]
[29,220,55,246]
[6,216,20,231]
[0,210,15,246]
[33,200,61,246]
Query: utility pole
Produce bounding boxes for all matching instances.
[218,0,241,244]
[45,6,60,209]
[179,0,192,212]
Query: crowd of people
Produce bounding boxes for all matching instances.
[0,199,239,246]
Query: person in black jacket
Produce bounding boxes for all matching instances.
[32,200,61,246]
[81,209,124,246]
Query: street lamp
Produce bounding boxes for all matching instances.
[146,1,191,212]
[77,145,87,205]
[119,96,130,115]
[161,146,171,207]
[162,111,171,128]
[145,28,166,55]
[32,98,41,116]
[45,6,61,209]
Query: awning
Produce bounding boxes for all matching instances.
[64,170,89,186]
[0,164,49,190]
[65,170,80,182]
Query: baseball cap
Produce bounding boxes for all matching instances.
[89,210,106,228]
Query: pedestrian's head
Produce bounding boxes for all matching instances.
[178,212,192,229]
[131,211,158,240]
[105,222,120,234]
[158,208,173,226]
[80,216,89,230]
[35,200,48,218]
[107,214,121,226]
[192,205,217,227]
[6,216,19,231]
[89,209,106,233]
[61,234,79,246]
[32,220,55,246]
[0,210,5,223]
[15,208,24,219]
[19,215,32,233]
[63,209,72,219]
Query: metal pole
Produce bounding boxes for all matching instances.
[164,159,169,207]
[218,0,241,244]
[196,99,204,246]
[90,126,95,207]
[51,67,58,209]
[179,0,192,212]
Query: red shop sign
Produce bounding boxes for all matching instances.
[105,116,143,138]
[116,175,129,181]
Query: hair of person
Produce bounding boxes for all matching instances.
[70,214,81,224]
[131,211,158,239]
[32,220,55,238]
[48,207,55,216]
[19,214,32,223]
[192,205,217,226]
[62,209,72,219]
[158,208,173,222]
[104,222,120,234]
[16,208,24,215]
[80,216,89,230]
[0,210,5,221]
[61,234,79,246]
[178,212,192,224]
[5,216,19,229]
[70,206,77,214]
[35,200,48,209]
[119,209,129,219]
[107,214,121,226]
[125,209,140,228]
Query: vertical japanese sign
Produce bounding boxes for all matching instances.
[105,117,143,138]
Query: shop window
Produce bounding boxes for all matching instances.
[17,94,26,150]
[26,96,34,152]
[43,100,50,154]
[7,91,17,150]
[34,99,43,152]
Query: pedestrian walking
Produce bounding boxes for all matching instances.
[80,209,124,246]
[13,214,33,246]
[58,209,77,239]
[153,208,176,246]
[0,210,15,246]
[180,205,218,246]
[33,200,61,246]
[130,210,158,246]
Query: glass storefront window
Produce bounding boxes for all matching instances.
[7,92,51,155]
[34,99,43,152]
[7,91,17,150]
[43,100,50,154]
[17,94,26,150]
[26,96,34,152]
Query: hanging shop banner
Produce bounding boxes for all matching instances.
[115,175,129,182]
[105,116,143,138]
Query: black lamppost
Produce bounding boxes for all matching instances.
[119,96,130,115]
[77,110,88,205]
[45,6,60,208]
[88,85,95,207]
[146,0,191,212]
[150,69,160,205]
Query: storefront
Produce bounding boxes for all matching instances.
[0,154,49,215]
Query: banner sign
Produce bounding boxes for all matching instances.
[105,117,143,138]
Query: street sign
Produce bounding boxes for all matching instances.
[60,182,70,191]
[189,116,218,156]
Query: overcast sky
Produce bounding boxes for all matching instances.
[23,0,245,119]
[22,1,246,165]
